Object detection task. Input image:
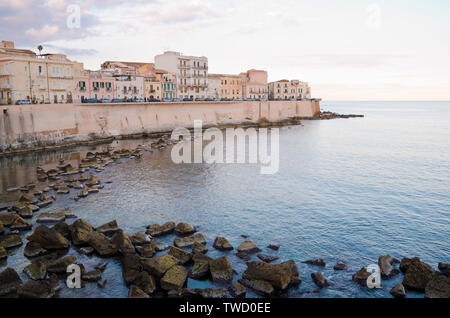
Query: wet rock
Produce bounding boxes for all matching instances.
[56,185,70,194]
[280,260,301,286]
[402,258,434,292]
[136,244,155,258]
[192,241,208,254]
[352,268,371,286]
[0,246,6,260]
[213,237,234,251]
[95,262,108,272]
[210,256,233,284]
[424,273,450,298]
[238,278,274,296]
[174,233,206,248]
[237,241,261,254]
[121,254,142,285]
[24,260,47,280]
[161,265,188,291]
[390,282,406,298]
[69,219,94,246]
[130,232,151,246]
[236,251,251,261]
[0,220,3,235]
[79,247,95,256]
[10,216,32,231]
[19,194,38,204]
[400,257,418,273]
[17,279,56,298]
[27,225,69,250]
[311,272,330,288]
[85,175,100,187]
[37,199,53,209]
[24,241,46,258]
[97,279,107,288]
[47,256,77,274]
[0,233,23,249]
[378,255,400,279]
[242,261,293,290]
[135,271,156,294]
[150,240,170,252]
[169,247,193,265]
[0,268,23,296]
[229,282,246,298]
[303,258,326,267]
[128,285,149,298]
[36,210,67,223]
[438,262,450,277]
[141,254,179,278]
[182,288,227,298]
[82,269,102,282]
[333,260,348,271]
[174,222,196,236]
[87,187,99,194]
[87,231,118,257]
[52,221,70,238]
[257,254,279,263]
[111,229,135,254]
[146,222,175,237]
[189,254,212,279]
[267,244,280,251]
[95,220,119,235]
[78,189,89,198]
[18,205,33,219]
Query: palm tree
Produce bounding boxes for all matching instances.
[37,45,43,56]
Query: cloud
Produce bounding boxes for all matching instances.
[43,44,98,57]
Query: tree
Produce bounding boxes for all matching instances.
[37,45,43,55]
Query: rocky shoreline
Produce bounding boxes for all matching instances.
[0,139,448,298]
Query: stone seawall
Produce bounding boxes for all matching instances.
[0,100,320,155]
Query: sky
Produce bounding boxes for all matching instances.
[1,0,450,101]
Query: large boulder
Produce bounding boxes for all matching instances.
[146,222,175,237]
[257,254,279,263]
[141,254,179,278]
[24,241,47,258]
[87,231,118,257]
[131,232,151,246]
[210,256,233,284]
[52,221,70,238]
[36,210,67,223]
[213,237,233,251]
[438,263,450,277]
[47,256,77,274]
[69,219,94,246]
[352,268,371,286]
[333,260,348,271]
[95,220,119,235]
[111,230,135,254]
[121,254,142,285]
[242,261,293,290]
[27,225,69,250]
[174,222,196,236]
[189,254,212,279]
[18,205,33,219]
[136,244,155,258]
[279,260,301,285]
[0,213,19,226]
[424,273,450,298]
[192,241,208,254]
[17,279,57,298]
[0,234,23,249]
[402,258,434,292]
[378,255,400,279]
[238,278,274,296]
[19,194,38,204]
[0,220,3,235]
[24,260,47,280]
[168,247,193,265]
[0,268,23,296]
[134,271,156,295]
[160,265,188,291]
[237,241,261,254]
[174,233,206,248]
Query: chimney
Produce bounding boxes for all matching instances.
[0,41,15,48]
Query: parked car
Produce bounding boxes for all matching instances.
[162,98,172,102]
[172,98,182,102]
[182,97,193,102]
[214,98,221,102]
[83,98,100,103]
[235,98,244,101]
[149,98,160,102]
[111,98,122,103]
[101,98,111,103]
[204,98,213,101]
[15,100,32,105]
[135,98,146,102]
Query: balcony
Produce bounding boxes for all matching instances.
[0,71,11,77]
[0,84,11,90]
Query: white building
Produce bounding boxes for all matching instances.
[155,51,208,100]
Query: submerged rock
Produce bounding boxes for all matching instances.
[95,220,119,235]
[311,272,330,288]
[36,210,68,223]
[95,262,108,272]
[146,222,175,237]
[229,281,247,298]
[161,265,188,291]
[174,222,196,236]
[24,260,47,280]
[47,256,77,274]
[0,268,23,296]
[267,244,280,251]
[236,251,251,261]
[425,273,450,298]
[111,230,135,254]
[173,233,206,248]
[27,225,69,250]
[87,231,118,257]
[169,246,193,265]
[402,258,434,292]
[213,237,234,251]
[390,282,406,298]
[210,256,233,284]
[257,254,279,263]
[79,247,95,256]
[237,241,261,254]
[141,254,179,278]
[378,255,400,279]
[69,219,94,246]
[82,269,102,282]
[333,260,348,271]
[303,258,326,267]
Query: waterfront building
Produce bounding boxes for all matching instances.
[154,51,208,100]
[0,40,80,104]
[207,74,221,99]
[240,69,268,100]
[156,69,177,100]
[73,67,115,103]
[114,75,145,100]
[209,73,244,100]
[144,76,162,100]
[268,79,311,100]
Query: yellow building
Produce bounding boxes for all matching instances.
[0,40,81,104]
[209,73,244,99]
[268,79,311,100]
[144,77,161,100]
